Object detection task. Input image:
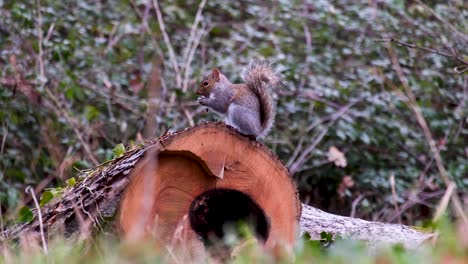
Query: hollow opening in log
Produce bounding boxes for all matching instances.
[189,188,270,246]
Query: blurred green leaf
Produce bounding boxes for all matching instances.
[17,206,34,223]
[40,191,54,206]
[320,231,334,243]
[113,143,125,158]
[84,105,100,121]
[66,177,76,187]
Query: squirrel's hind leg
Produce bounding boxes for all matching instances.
[226,105,261,139]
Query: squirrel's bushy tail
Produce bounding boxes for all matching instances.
[243,59,282,138]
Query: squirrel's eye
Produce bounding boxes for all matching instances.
[203,81,209,86]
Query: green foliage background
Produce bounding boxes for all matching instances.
[0,0,466,227]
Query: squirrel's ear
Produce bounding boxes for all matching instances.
[212,68,221,81]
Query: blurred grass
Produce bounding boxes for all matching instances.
[1,217,467,264]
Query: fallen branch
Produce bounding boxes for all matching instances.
[300,203,433,250]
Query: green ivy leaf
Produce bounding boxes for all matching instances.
[320,231,334,242]
[113,143,125,158]
[40,191,54,206]
[84,105,100,121]
[18,206,34,223]
[66,177,76,186]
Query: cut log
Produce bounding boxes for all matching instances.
[2,122,433,252]
[120,123,301,250]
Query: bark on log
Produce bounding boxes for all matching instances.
[2,122,433,250]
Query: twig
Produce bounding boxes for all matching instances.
[303,22,312,54]
[35,0,46,85]
[433,182,456,222]
[169,215,189,248]
[182,25,208,92]
[387,190,445,223]
[305,115,332,133]
[286,90,363,168]
[181,0,207,67]
[44,22,55,43]
[286,111,336,168]
[286,135,305,168]
[129,0,165,59]
[25,186,48,255]
[389,174,402,224]
[165,246,182,264]
[152,0,182,87]
[417,120,453,187]
[73,207,92,240]
[0,200,4,238]
[289,98,361,174]
[0,123,7,177]
[181,0,210,92]
[375,38,468,68]
[350,194,364,218]
[79,194,101,232]
[104,22,124,53]
[417,156,435,187]
[182,108,195,127]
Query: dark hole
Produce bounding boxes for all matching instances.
[189,188,270,246]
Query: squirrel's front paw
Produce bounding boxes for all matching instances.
[197,96,208,105]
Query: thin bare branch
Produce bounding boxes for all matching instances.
[350,194,364,218]
[25,186,48,255]
[182,26,208,92]
[129,0,165,59]
[303,23,312,54]
[386,190,445,223]
[35,0,46,85]
[289,98,361,174]
[0,213,3,239]
[152,0,182,87]
[182,0,207,66]
[0,123,7,173]
[286,136,305,168]
[390,174,402,224]
[433,182,456,222]
[43,22,54,43]
[375,38,468,67]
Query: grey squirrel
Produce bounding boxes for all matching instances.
[196,59,281,139]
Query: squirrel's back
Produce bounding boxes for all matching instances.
[243,59,281,138]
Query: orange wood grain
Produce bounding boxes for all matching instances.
[119,123,300,250]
